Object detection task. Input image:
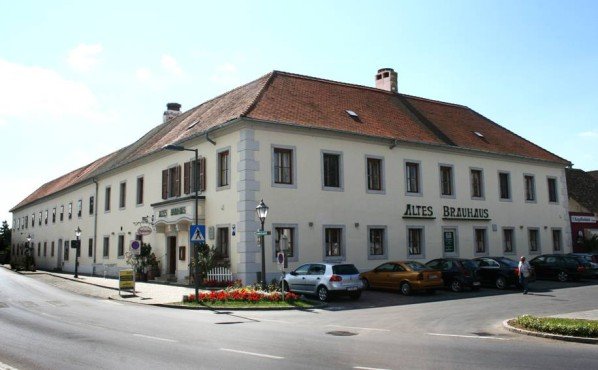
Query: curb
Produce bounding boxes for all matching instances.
[502,319,598,345]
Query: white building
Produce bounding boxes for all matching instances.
[10,68,572,284]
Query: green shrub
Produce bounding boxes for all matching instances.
[514,315,598,338]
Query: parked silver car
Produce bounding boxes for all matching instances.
[283,263,363,301]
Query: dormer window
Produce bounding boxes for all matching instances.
[473,131,489,143]
[346,110,361,123]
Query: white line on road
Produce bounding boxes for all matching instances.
[0,360,19,370]
[219,348,284,359]
[426,333,510,340]
[354,366,391,370]
[133,333,178,343]
[326,324,390,332]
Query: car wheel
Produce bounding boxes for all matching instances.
[495,276,507,290]
[317,286,329,302]
[557,271,568,282]
[349,291,361,300]
[400,282,412,296]
[283,281,290,292]
[450,280,463,292]
[362,278,370,290]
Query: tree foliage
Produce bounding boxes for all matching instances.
[0,220,11,251]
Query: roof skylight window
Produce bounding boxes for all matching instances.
[187,120,199,130]
[473,131,484,138]
[346,110,362,123]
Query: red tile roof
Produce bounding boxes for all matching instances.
[11,70,570,212]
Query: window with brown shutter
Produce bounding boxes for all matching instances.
[162,169,168,199]
[200,157,206,191]
[174,165,181,197]
[184,161,191,194]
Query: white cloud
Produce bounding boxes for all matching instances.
[67,43,103,72]
[161,54,183,76]
[135,67,152,82]
[210,63,240,86]
[0,58,108,124]
[579,130,598,138]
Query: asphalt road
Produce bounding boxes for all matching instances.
[1,267,597,370]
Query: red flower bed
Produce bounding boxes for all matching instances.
[188,289,300,303]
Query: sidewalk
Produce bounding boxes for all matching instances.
[23,269,198,305]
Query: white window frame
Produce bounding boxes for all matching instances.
[406,226,425,259]
[502,227,516,255]
[470,168,485,200]
[498,171,512,201]
[216,147,231,190]
[524,174,536,203]
[321,150,343,191]
[367,225,388,260]
[271,144,297,188]
[439,164,455,198]
[365,155,385,194]
[473,227,488,256]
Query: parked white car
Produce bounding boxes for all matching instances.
[283,263,363,302]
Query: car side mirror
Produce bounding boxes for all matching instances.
[290,271,298,276]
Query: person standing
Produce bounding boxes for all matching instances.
[518,256,532,294]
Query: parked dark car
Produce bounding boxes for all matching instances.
[473,256,529,289]
[529,254,591,282]
[568,253,598,278]
[425,258,481,292]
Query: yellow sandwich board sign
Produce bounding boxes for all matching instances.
[119,269,135,296]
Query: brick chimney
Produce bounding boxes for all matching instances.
[375,68,398,93]
[163,102,181,123]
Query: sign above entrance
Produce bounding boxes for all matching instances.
[442,206,490,221]
[571,215,597,223]
[190,224,206,244]
[136,226,153,236]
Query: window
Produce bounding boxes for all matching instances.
[216,227,229,259]
[552,229,562,252]
[405,161,420,194]
[366,157,383,192]
[64,240,70,261]
[88,238,93,257]
[136,176,144,205]
[77,199,82,217]
[322,152,341,189]
[37,243,40,257]
[503,228,515,253]
[44,210,48,225]
[368,227,386,257]
[274,226,295,258]
[38,211,42,226]
[52,208,56,223]
[89,196,94,215]
[474,228,487,254]
[103,237,109,258]
[499,172,511,200]
[524,175,536,202]
[407,228,423,256]
[440,165,453,197]
[528,229,540,253]
[119,182,126,208]
[273,147,293,185]
[161,166,181,199]
[60,205,64,221]
[217,149,230,188]
[183,158,206,194]
[68,203,72,219]
[118,235,125,257]
[470,169,484,198]
[43,242,47,257]
[32,213,35,227]
[51,241,55,257]
[105,186,111,211]
[547,177,558,203]
[325,227,343,257]
[442,228,457,255]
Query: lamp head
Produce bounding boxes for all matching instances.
[75,226,82,237]
[255,199,269,222]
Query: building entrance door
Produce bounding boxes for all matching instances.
[168,236,176,274]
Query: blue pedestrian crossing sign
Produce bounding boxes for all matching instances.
[190,224,206,244]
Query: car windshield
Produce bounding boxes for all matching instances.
[403,261,428,271]
[332,264,359,275]
[495,257,518,267]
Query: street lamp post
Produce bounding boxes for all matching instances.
[164,144,200,303]
[255,199,269,290]
[74,227,81,278]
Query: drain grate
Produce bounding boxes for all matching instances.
[326,331,357,337]
[471,332,494,337]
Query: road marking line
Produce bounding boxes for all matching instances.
[326,324,390,332]
[426,333,509,340]
[219,348,284,359]
[354,367,391,370]
[0,360,19,370]
[133,333,177,343]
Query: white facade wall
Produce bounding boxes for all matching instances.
[11,121,571,284]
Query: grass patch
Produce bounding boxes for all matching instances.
[179,299,315,309]
[512,315,598,338]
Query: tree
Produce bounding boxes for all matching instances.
[0,220,11,251]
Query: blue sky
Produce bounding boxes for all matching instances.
[2,0,597,226]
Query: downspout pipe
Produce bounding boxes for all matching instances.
[92,177,99,276]
[205,128,216,145]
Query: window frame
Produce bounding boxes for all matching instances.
[323,225,346,262]
[119,181,127,209]
[441,226,459,257]
[528,227,541,254]
[547,176,558,204]
[88,238,93,258]
[272,224,298,262]
[215,225,230,260]
[498,171,512,201]
[68,203,72,220]
[271,145,297,188]
[104,186,111,212]
[103,236,110,258]
[473,227,488,256]
[502,227,516,255]
[136,176,144,205]
[117,234,125,258]
[216,147,231,190]
[524,174,536,203]
[321,150,343,191]
[470,168,485,200]
[439,164,455,198]
[405,160,422,196]
[365,155,385,194]
[367,225,388,260]
[77,199,82,218]
[551,228,562,252]
[406,226,425,259]
[89,196,94,215]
